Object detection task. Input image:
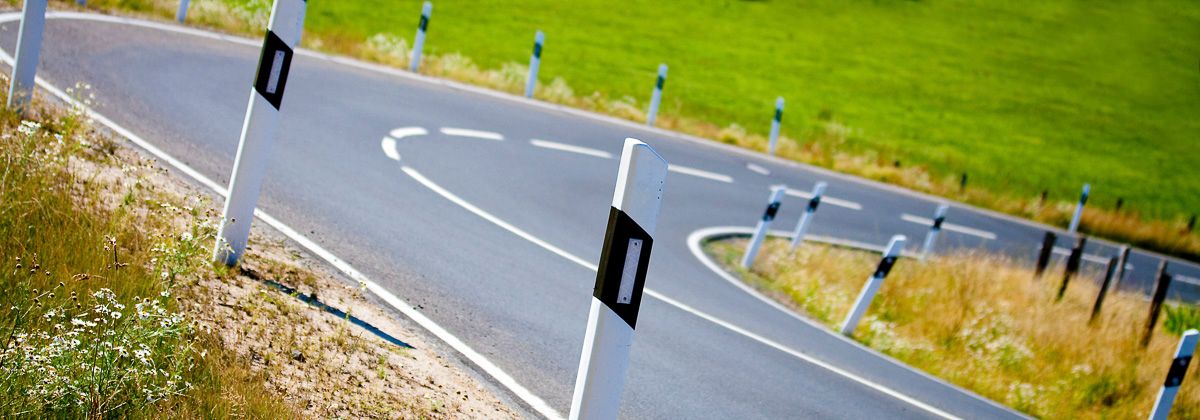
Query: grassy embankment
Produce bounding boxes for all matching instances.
[0,81,517,416]
[75,0,1200,261]
[707,237,1200,418]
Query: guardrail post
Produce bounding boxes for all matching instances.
[789,182,826,250]
[176,0,189,22]
[1090,256,1119,323]
[1068,183,1090,233]
[569,138,667,420]
[1113,245,1131,291]
[524,30,544,98]
[1057,236,1087,301]
[920,204,949,261]
[6,0,47,115]
[1143,260,1173,347]
[1034,231,1057,279]
[767,96,784,155]
[409,1,432,72]
[741,185,787,269]
[1148,329,1198,420]
[212,0,307,265]
[646,63,667,127]
[841,235,906,336]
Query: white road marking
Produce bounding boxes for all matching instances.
[381,137,401,161]
[667,164,734,183]
[529,139,612,159]
[785,189,863,211]
[440,127,504,141]
[1177,275,1200,287]
[0,45,564,420]
[900,214,997,240]
[746,163,770,176]
[398,165,959,419]
[389,126,428,139]
[1052,247,1133,269]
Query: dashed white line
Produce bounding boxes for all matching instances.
[785,189,863,211]
[900,214,997,240]
[389,126,428,139]
[529,139,612,159]
[1177,275,1200,287]
[1052,247,1133,268]
[440,127,504,141]
[746,163,770,176]
[667,164,734,183]
[381,137,401,161]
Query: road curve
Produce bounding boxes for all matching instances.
[4,12,1197,419]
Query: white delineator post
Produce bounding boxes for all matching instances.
[6,0,47,114]
[646,63,667,127]
[789,182,826,250]
[841,235,906,335]
[569,138,668,420]
[767,96,784,155]
[741,185,787,269]
[1149,329,1199,420]
[920,204,949,261]
[524,30,544,98]
[212,0,306,266]
[1068,183,1090,233]
[409,1,432,73]
[176,0,189,22]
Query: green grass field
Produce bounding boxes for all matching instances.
[301,0,1199,220]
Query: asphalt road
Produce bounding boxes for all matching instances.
[3,12,1198,419]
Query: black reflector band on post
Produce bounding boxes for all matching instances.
[418,15,429,31]
[763,201,781,222]
[594,207,654,329]
[933,216,945,230]
[774,107,783,123]
[873,256,898,278]
[655,75,665,90]
[533,42,542,58]
[807,196,821,212]
[1166,355,1193,387]
[253,31,293,110]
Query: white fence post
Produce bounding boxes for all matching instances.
[524,30,543,98]
[841,235,906,335]
[409,1,432,73]
[920,204,949,261]
[1149,329,1199,420]
[176,0,189,22]
[1068,183,1090,233]
[646,63,667,127]
[789,182,826,250]
[569,138,668,420]
[768,96,784,155]
[6,0,47,114]
[212,0,307,266]
[741,185,787,269]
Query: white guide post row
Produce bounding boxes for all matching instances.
[176,0,189,22]
[1149,329,1199,420]
[789,182,826,250]
[524,30,544,98]
[212,0,306,265]
[841,235,906,335]
[1068,183,1089,233]
[646,63,667,127]
[767,96,784,155]
[920,204,949,261]
[409,1,432,73]
[741,185,787,269]
[6,0,47,114]
[569,138,668,420]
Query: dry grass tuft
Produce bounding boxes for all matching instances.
[707,237,1199,418]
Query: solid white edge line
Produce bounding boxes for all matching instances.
[900,214,998,240]
[667,164,733,183]
[784,189,863,211]
[529,139,612,159]
[389,126,428,139]
[0,33,563,420]
[746,163,770,176]
[381,137,401,161]
[31,11,1200,277]
[396,165,963,419]
[440,127,504,141]
[686,226,1029,420]
[1177,275,1200,287]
